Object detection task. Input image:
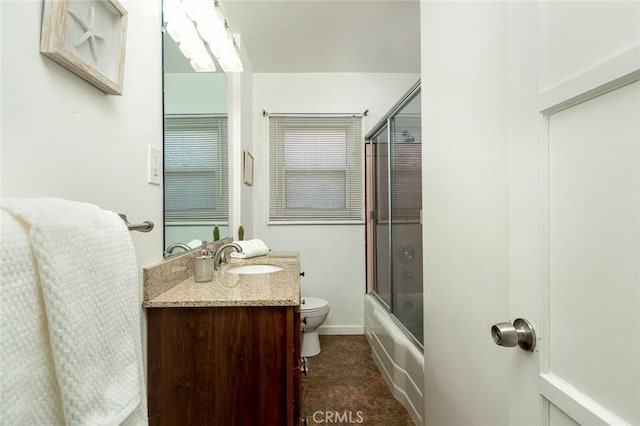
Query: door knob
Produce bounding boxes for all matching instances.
[491,318,536,351]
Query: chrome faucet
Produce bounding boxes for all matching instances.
[213,243,242,269]
[163,243,192,258]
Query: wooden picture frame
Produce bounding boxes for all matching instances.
[243,150,254,186]
[40,0,128,95]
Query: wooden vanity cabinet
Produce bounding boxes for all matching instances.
[147,305,302,426]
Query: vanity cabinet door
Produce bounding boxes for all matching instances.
[293,305,302,423]
[147,306,295,426]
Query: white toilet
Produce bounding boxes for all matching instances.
[300,297,330,357]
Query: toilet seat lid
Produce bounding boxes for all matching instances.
[301,297,328,311]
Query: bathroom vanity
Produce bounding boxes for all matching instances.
[143,252,302,426]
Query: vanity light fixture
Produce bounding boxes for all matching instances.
[163,0,243,73]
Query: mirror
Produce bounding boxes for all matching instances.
[162,31,229,253]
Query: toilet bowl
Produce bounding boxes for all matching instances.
[300,297,330,357]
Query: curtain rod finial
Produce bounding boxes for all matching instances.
[363,109,369,116]
[262,109,268,117]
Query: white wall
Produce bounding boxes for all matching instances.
[252,73,419,333]
[538,1,640,93]
[164,73,227,115]
[239,44,254,240]
[1,0,163,271]
[420,2,510,425]
[228,36,254,241]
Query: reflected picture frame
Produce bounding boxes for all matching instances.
[243,150,254,186]
[40,0,128,95]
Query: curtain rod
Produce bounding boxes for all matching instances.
[262,110,369,117]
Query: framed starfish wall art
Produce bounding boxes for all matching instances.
[40,0,128,95]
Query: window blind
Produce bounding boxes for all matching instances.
[164,115,228,222]
[268,115,364,222]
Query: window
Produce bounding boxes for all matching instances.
[268,115,364,223]
[164,115,228,222]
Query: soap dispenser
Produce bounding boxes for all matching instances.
[193,241,214,282]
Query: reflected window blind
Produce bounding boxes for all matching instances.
[164,115,228,222]
[391,114,422,223]
[373,115,421,224]
[375,138,390,222]
[269,115,364,222]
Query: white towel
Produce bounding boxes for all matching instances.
[0,211,65,425]
[229,239,270,259]
[0,198,147,426]
[186,239,202,249]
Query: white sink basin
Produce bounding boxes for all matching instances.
[226,264,283,275]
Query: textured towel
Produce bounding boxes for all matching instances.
[0,211,65,425]
[0,198,147,426]
[229,239,270,259]
[186,239,202,249]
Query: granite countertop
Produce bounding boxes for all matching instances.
[142,251,300,308]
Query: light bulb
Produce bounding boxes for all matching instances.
[179,38,207,60]
[165,10,193,43]
[182,0,213,23]
[163,0,181,23]
[219,49,243,72]
[190,55,216,72]
[197,20,226,44]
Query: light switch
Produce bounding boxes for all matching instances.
[147,145,161,185]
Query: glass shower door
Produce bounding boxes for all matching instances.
[390,91,423,345]
[366,82,422,347]
[371,127,391,308]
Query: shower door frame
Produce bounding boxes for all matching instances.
[366,81,423,350]
[368,124,392,312]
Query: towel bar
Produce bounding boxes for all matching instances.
[118,214,154,233]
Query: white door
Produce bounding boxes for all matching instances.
[536,76,639,426]
[507,2,640,425]
[420,2,639,425]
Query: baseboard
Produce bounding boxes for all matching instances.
[318,325,364,335]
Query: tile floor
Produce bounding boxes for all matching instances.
[301,335,415,425]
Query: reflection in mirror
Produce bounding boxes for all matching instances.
[163,31,229,253]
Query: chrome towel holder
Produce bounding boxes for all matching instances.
[118,214,154,233]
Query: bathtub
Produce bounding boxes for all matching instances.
[364,294,424,426]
